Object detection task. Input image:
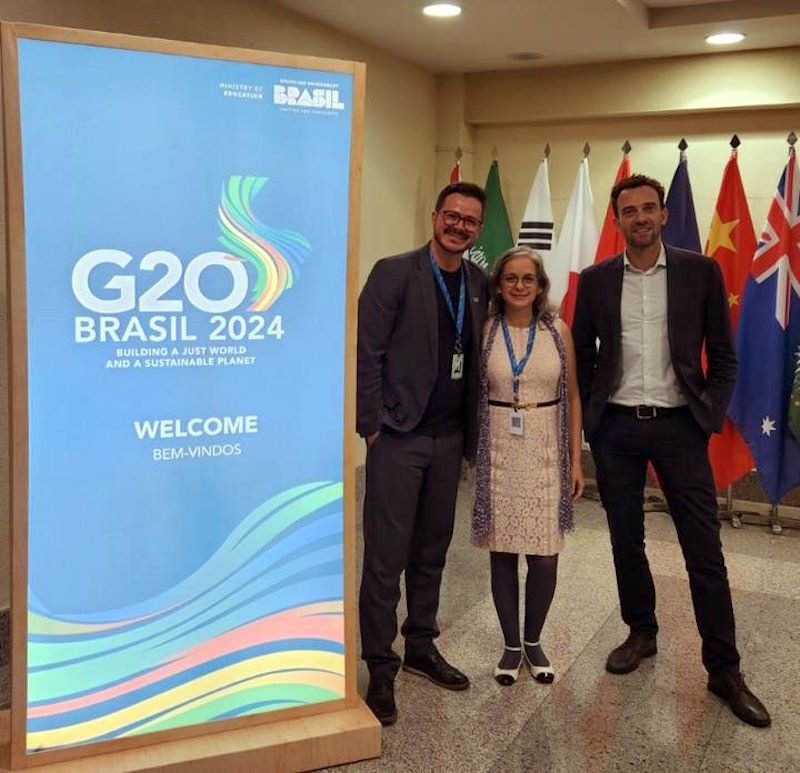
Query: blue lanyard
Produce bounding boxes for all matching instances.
[429,250,466,351]
[500,315,537,404]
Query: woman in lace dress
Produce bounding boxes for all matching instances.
[471,246,584,686]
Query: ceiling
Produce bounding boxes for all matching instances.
[273,0,800,72]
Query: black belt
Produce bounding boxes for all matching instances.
[606,403,689,420]
[489,398,560,410]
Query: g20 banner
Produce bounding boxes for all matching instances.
[9,29,360,758]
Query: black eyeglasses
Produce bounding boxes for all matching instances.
[440,210,482,231]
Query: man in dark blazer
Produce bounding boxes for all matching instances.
[572,174,770,728]
[357,182,489,724]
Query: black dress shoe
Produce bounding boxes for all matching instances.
[708,671,771,728]
[402,649,470,690]
[366,677,397,725]
[605,631,657,674]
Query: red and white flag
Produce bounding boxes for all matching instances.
[450,158,461,184]
[705,148,755,490]
[594,152,631,264]
[558,156,599,325]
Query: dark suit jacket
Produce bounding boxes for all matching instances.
[571,245,737,442]
[356,244,489,461]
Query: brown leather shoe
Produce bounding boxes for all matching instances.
[605,631,657,674]
[708,671,771,728]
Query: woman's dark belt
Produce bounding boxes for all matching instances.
[488,398,560,410]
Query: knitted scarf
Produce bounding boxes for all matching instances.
[471,312,574,546]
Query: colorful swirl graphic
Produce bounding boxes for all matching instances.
[217,176,311,312]
[27,481,344,752]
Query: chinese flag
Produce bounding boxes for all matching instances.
[705,149,755,490]
[594,152,631,263]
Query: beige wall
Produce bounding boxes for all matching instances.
[0,0,439,597]
[455,49,800,252]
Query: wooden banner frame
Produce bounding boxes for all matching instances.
[1,21,377,772]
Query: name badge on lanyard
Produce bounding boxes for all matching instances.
[451,351,464,380]
[501,315,537,436]
[429,249,467,381]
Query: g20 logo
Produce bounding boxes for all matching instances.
[70,176,310,343]
[72,249,249,314]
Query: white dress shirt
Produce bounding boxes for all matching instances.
[610,244,687,407]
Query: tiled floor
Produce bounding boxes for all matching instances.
[333,479,800,773]
[0,477,796,771]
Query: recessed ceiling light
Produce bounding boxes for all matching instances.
[423,3,462,18]
[706,32,745,46]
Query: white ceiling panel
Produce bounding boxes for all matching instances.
[274,0,800,72]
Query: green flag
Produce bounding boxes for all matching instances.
[468,160,514,271]
[790,348,800,442]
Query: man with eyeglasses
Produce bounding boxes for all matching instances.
[357,181,489,725]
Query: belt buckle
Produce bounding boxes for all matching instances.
[636,405,656,420]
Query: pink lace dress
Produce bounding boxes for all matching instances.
[484,321,564,555]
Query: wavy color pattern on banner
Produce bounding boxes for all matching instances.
[217,175,312,312]
[27,481,345,752]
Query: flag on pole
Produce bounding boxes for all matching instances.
[558,154,599,326]
[593,148,631,264]
[516,154,559,293]
[704,147,755,490]
[468,159,514,272]
[729,144,800,503]
[662,143,702,252]
[450,158,461,184]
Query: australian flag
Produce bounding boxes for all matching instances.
[729,149,800,503]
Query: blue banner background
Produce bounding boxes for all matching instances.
[17,38,353,749]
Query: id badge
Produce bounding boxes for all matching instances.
[509,408,524,436]
[451,352,464,380]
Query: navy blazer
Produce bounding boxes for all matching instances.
[571,245,737,442]
[356,244,489,461]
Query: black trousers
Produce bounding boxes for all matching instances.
[359,429,464,680]
[590,407,740,675]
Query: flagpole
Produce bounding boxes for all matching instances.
[731,131,800,535]
[719,133,746,530]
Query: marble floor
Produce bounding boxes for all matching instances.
[333,479,800,773]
